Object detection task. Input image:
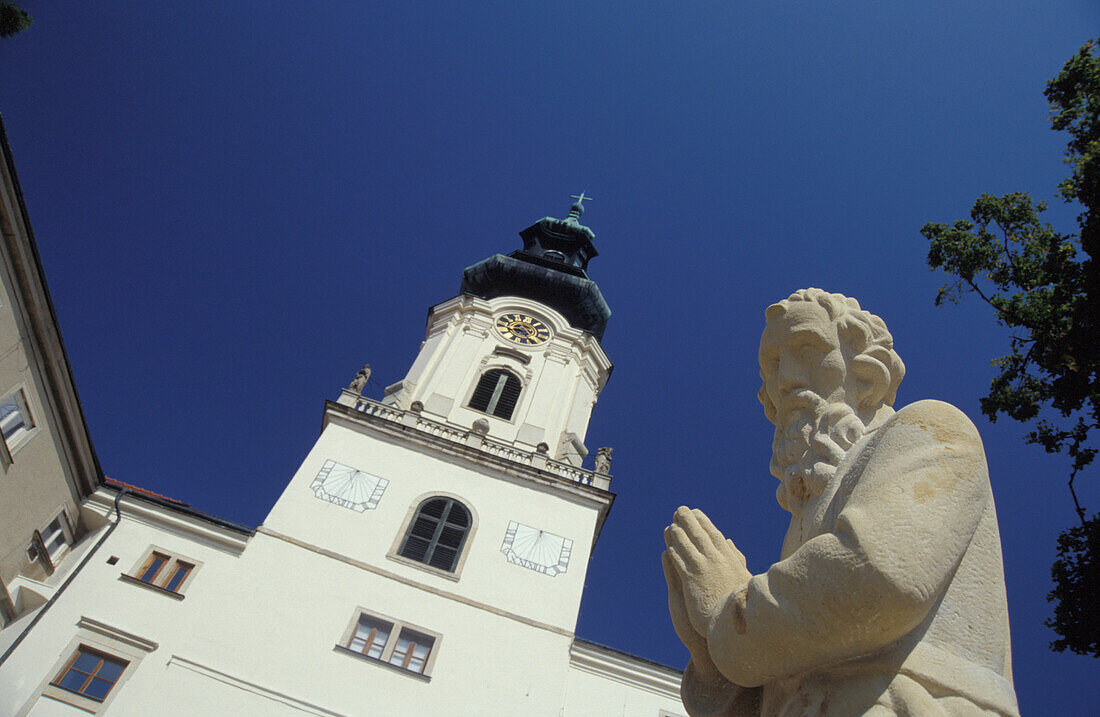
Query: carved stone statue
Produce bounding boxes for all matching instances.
[348,364,371,395]
[663,289,1019,716]
[594,446,613,474]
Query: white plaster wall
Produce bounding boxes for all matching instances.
[563,664,686,717]
[2,514,578,716]
[263,420,601,631]
[26,695,86,716]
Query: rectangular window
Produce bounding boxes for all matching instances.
[338,609,440,678]
[41,515,69,560]
[162,561,193,593]
[0,389,34,453]
[348,614,392,660]
[388,628,434,674]
[124,548,200,596]
[30,509,74,573]
[52,646,128,702]
[137,552,169,583]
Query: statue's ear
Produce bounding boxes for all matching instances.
[758,382,777,423]
[849,350,892,408]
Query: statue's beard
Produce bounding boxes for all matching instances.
[770,390,866,510]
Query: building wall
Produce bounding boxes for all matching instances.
[1,491,683,716]
[0,121,99,607]
[264,415,604,632]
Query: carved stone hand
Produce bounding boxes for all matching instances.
[664,507,752,639]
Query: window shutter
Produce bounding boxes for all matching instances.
[399,498,472,572]
[493,374,521,419]
[468,369,521,420]
[468,372,499,413]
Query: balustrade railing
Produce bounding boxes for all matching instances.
[339,392,610,490]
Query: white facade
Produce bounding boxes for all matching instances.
[0,279,685,715]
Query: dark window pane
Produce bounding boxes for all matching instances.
[83,677,114,701]
[96,658,126,682]
[468,372,500,412]
[139,555,166,582]
[58,670,88,692]
[164,563,192,592]
[71,652,100,673]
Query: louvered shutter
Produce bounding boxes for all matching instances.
[468,369,522,420]
[399,498,472,572]
[493,374,521,419]
[468,372,500,413]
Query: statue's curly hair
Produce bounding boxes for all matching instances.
[758,288,905,421]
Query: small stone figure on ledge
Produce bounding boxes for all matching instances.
[348,364,371,395]
[594,447,613,475]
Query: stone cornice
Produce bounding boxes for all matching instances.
[569,638,683,699]
[83,488,251,554]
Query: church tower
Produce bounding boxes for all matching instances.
[0,195,687,716]
[380,194,612,465]
[256,197,620,710]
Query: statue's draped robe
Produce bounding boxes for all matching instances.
[682,400,1019,716]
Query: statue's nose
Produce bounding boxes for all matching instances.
[776,351,806,394]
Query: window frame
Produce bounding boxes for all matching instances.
[466,367,524,421]
[387,492,478,581]
[28,507,75,575]
[0,385,39,458]
[50,645,129,702]
[27,617,156,715]
[335,608,441,680]
[121,545,201,599]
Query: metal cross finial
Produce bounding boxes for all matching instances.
[568,192,593,221]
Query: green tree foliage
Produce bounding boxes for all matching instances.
[1048,514,1100,656]
[921,38,1100,657]
[0,2,32,38]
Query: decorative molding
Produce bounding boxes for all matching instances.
[490,345,531,365]
[569,639,683,699]
[77,616,159,653]
[84,489,250,553]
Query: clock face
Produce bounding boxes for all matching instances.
[495,313,551,346]
[500,521,573,576]
[311,460,388,512]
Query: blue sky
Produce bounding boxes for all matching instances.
[3,2,1099,712]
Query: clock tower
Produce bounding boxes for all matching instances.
[0,194,687,716]
[380,194,612,466]
[256,198,621,709]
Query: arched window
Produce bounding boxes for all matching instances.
[468,369,521,420]
[398,497,471,572]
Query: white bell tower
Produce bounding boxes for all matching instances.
[381,195,612,465]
